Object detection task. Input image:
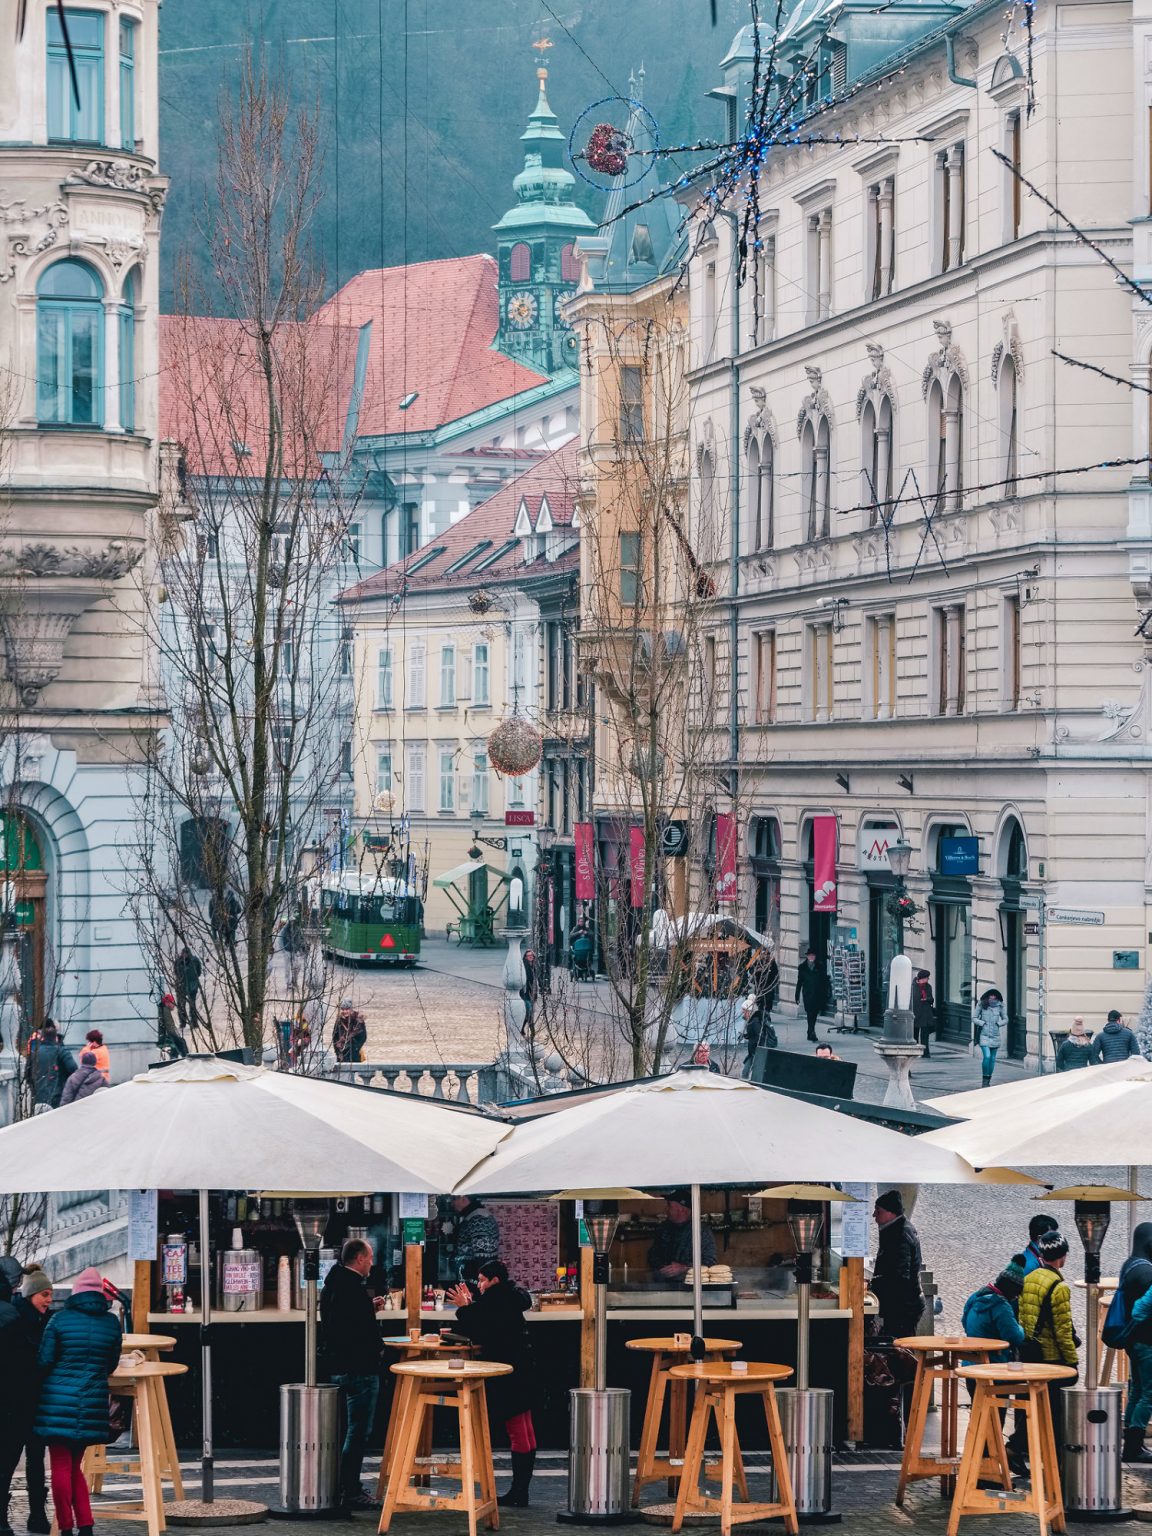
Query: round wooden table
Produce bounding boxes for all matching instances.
[893,1335,1010,1503]
[626,1336,743,1505]
[89,1334,182,1497]
[121,1333,178,1355]
[951,1364,1077,1536]
[379,1361,512,1535]
[93,1360,188,1536]
[377,1337,481,1496]
[667,1362,798,1536]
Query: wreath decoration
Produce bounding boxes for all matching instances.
[885,891,922,932]
[569,96,660,189]
[585,122,629,177]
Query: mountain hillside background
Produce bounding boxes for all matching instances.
[158,0,745,308]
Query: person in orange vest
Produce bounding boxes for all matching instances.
[83,1030,110,1083]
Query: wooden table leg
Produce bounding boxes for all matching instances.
[896,1355,929,1506]
[473,1384,498,1529]
[633,1354,666,1504]
[940,1367,957,1497]
[672,1391,710,1533]
[947,1382,989,1536]
[764,1387,799,1536]
[152,1374,185,1500]
[668,1371,686,1496]
[135,1376,163,1536]
[718,1388,737,1536]
[378,1374,412,1497]
[378,1383,425,1534]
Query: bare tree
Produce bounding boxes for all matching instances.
[128,54,360,1057]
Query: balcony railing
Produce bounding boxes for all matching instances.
[329,1060,501,1106]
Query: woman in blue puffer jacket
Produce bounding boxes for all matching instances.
[35,1268,122,1536]
[961,1254,1029,1470]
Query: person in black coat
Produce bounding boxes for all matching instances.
[35,1268,122,1536]
[448,1261,537,1507]
[13,1268,53,1533]
[0,1265,41,1536]
[871,1190,925,1340]
[26,1024,77,1111]
[912,970,935,1060]
[794,949,829,1042]
[320,1239,383,1511]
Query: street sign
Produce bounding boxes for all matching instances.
[1047,908,1105,926]
[1024,922,1040,937]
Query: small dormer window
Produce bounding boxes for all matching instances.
[630,224,654,265]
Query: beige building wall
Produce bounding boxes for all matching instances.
[685,0,1150,1058]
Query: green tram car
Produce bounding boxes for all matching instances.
[320,872,423,966]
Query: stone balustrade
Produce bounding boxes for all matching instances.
[329,1060,500,1107]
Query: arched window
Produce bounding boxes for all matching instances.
[1000,354,1018,499]
[509,242,531,283]
[119,267,139,432]
[560,242,579,282]
[37,259,104,426]
[748,436,774,550]
[927,376,963,513]
[861,396,893,525]
[801,415,831,540]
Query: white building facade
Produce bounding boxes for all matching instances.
[0,0,165,1092]
[689,0,1144,1060]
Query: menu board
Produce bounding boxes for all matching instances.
[840,1183,872,1259]
[490,1201,560,1294]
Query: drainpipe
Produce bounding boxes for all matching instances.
[717,209,742,779]
[945,32,976,89]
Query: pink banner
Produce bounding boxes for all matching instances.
[715,813,737,904]
[574,822,595,902]
[630,826,646,908]
[812,814,838,912]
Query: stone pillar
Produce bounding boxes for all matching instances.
[943,406,961,511]
[814,444,830,538]
[103,301,123,434]
[875,428,891,524]
[946,147,964,269]
[879,177,894,294]
[945,604,963,715]
[817,209,832,319]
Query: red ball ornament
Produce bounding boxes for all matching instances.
[487,715,543,778]
[585,122,629,177]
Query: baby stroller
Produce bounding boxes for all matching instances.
[570,930,594,981]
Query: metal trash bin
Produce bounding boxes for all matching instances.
[1062,1386,1127,1518]
[771,1387,837,1522]
[559,1387,632,1524]
[277,1383,341,1516]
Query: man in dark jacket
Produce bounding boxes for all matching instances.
[60,1053,108,1106]
[320,1239,381,1511]
[1119,1222,1152,1461]
[26,1023,77,1111]
[0,1266,40,1536]
[648,1191,717,1280]
[871,1189,925,1340]
[912,971,935,1060]
[15,1269,52,1532]
[794,949,829,1042]
[174,947,203,1036]
[1090,1011,1141,1063]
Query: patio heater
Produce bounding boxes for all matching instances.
[274,1199,341,1518]
[1043,1186,1138,1522]
[560,1201,633,1525]
[764,1192,840,1524]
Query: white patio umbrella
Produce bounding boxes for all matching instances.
[0,1055,510,1511]
[456,1068,1009,1340]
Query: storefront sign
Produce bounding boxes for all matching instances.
[128,1189,158,1262]
[401,1218,426,1247]
[858,824,899,872]
[1114,950,1140,969]
[939,836,979,876]
[505,810,535,826]
[630,826,645,908]
[1048,908,1105,926]
[812,815,838,912]
[574,822,595,901]
[715,812,737,904]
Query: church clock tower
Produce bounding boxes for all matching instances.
[493,56,596,375]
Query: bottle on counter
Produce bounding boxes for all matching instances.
[277,1254,292,1311]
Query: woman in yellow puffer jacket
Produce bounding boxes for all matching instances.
[1019,1229,1078,1450]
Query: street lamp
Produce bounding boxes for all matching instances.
[886,837,913,954]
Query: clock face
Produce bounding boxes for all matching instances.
[554,289,578,326]
[507,292,538,329]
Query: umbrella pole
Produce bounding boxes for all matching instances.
[198,1187,214,1503]
[1130,1165,1140,1246]
[691,1183,703,1357]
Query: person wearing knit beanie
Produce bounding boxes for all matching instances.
[995,1254,1028,1303]
[21,1267,52,1301]
[70,1267,104,1295]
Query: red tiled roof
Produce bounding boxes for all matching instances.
[159,314,360,478]
[314,254,550,436]
[340,442,577,603]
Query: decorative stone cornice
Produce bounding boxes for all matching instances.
[0,194,69,282]
[856,343,897,419]
[67,161,168,223]
[743,385,778,452]
[921,319,969,398]
[0,540,143,581]
[796,366,833,437]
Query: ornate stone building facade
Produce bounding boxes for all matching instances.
[0,0,165,1097]
[688,0,1142,1060]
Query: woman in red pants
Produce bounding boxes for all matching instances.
[448,1260,537,1506]
[35,1269,122,1536]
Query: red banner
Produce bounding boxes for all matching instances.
[574,822,595,901]
[812,814,838,912]
[630,826,646,908]
[715,812,737,904]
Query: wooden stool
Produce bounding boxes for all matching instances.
[668,1362,798,1536]
[376,1336,480,1496]
[86,1361,187,1536]
[894,1335,1009,1503]
[379,1360,510,1536]
[627,1336,742,1504]
[949,1363,1077,1536]
[87,1336,181,1498]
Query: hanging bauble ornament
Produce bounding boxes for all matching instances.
[586,122,629,176]
[469,588,494,616]
[487,715,543,778]
[569,96,660,190]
